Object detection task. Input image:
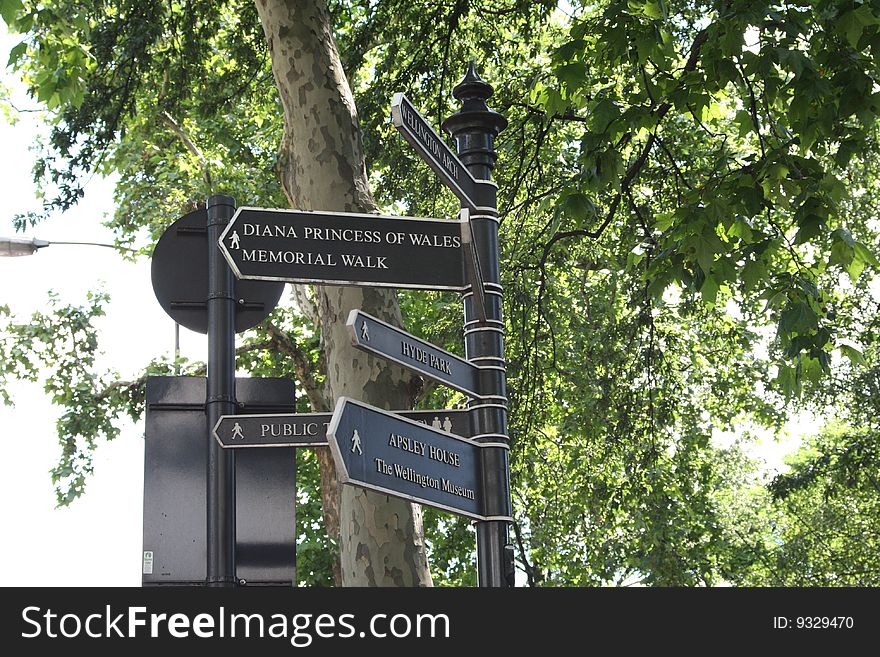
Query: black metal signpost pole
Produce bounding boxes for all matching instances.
[206,194,237,586]
[442,65,513,587]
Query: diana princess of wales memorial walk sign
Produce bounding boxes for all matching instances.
[219,207,468,291]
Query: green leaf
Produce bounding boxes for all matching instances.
[794,215,823,244]
[778,301,819,336]
[7,40,26,67]
[643,1,664,19]
[840,344,865,365]
[694,238,714,274]
[737,185,764,216]
[716,59,739,87]
[832,227,855,248]
[840,14,862,47]
[785,334,814,359]
[0,0,22,26]
[691,230,724,275]
[553,38,585,62]
[801,356,822,385]
[734,109,753,137]
[627,248,645,269]
[817,350,831,374]
[720,25,743,56]
[700,274,719,303]
[846,242,880,281]
[835,139,861,168]
[830,229,855,269]
[837,5,879,48]
[778,49,808,78]
[775,365,798,397]
[835,3,878,48]
[714,255,736,284]
[741,259,765,292]
[830,237,854,268]
[847,256,865,281]
[647,270,672,300]
[590,99,620,133]
[556,61,587,90]
[653,212,674,232]
[561,192,596,220]
[853,241,880,268]
[727,218,753,242]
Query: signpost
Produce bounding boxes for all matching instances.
[391,92,496,212]
[186,63,512,587]
[442,64,513,587]
[347,309,499,399]
[327,397,511,522]
[213,408,473,448]
[218,207,467,291]
[206,195,237,587]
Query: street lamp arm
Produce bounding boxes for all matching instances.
[45,240,139,254]
[0,237,49,256]
[0,236,138,257]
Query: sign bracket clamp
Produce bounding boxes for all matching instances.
[459,208,488,323]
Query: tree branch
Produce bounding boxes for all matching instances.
[263,319,326,411]
[161,111,213,194]
[511,520,541,587]
[537,28,710,258]
[290,285,321,327]
[93,340,276,402]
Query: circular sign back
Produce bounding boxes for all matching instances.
[151,209,286,334]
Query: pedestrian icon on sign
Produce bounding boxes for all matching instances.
[432,416,442,429]
[231,422,244,440]
[350,429,363,454]
[443,417,453,433]
[229,230,241,249]
[361,321,370,341]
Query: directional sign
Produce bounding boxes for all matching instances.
[218,207,466,291]
[347,309,487,398]
[391,93,495,211]
[214,409,473,448]
[327,397,510,521]
[213,413,330,448]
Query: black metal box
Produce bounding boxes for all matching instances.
[142,376,296,586]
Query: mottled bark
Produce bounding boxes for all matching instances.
[255,0,432,587]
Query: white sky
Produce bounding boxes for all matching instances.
[0,27,206,586]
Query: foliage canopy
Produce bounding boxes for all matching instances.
[1,0,879,585]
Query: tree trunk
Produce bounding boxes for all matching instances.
[254,0,432,587]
